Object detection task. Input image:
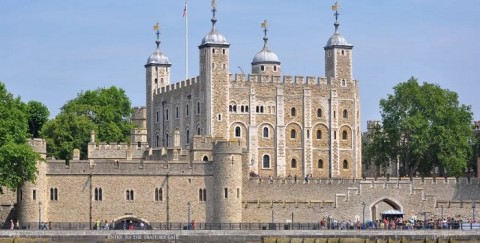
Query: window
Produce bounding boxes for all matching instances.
[307,130,310,139]
[166,109,169,120]
[223,63,226,70]
[235,126,241,137]
[156,111,159,123]
[241,106,244,112]
[343,160,349,169]
[199,188,207,201]
[224,188,228,199]
[33,189,36,200]
[154,78,158,85]
[334,111,336,119]
[317,108,322,118]
[291,159,297,168]
[126,190,134,201]
[341,79,346,87]
[261,65,265,71]
[342,131,348,140]
[212,49,215,54]
[222,49,226,54]
[197,102,200,114]
[155,188,163,201]
[197,127,201,135]
[237,188,240,198]
[166,133,169,147]
[50,188,58,201]
[291,129,296,139]
[186,130,190,144]
[203,156,209,161]
[273,65,277,71]
[316,130,322,139]
[233,105,237,112]
[137,141,141,148]
[245,106,249,112]
[260,106,264,113]
[318,159,324,169]
[256,106,259,113]
[341,50,345,55]
[176,107,179,119]
[343,109,348,118]
[218,114,222,121]
[186,104,189,117]
[263,155,270,168]
[156,135,160,147]
[229,105,232,112]
[95,188,103,201]
[334,131,337,140]
[291,107,296,116]
[263,127,269,138]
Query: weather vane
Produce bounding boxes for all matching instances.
[153,22,160,47]
[331,1,340,21]
[261,19,268,36]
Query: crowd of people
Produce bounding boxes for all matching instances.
[319,216,470,230]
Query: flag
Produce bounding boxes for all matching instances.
[183,1,188,17]
[153,22,159,31]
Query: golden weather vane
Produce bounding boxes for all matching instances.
[331,1,340,11]
[153,22,160,31]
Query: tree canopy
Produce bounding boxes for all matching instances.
[364,77,473,177]
[0,82,41,190]
[26,100,50,138]
[41,86,134,160]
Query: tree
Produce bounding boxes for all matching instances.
[41,86,134,160]
[26,100,50,138]
[368,77,473,178]
[0,82,40,190]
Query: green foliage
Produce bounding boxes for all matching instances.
[26,100,50,138]
[368,77,473,177]
[41,86,134,160]
[0,82,40,190]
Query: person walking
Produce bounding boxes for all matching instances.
[9,220,14,230]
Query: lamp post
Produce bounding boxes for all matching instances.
[362,202,366,229]
[38,201,42,230]
[473,200,476,223]
[187,202,191,230]
[441,205,444,220]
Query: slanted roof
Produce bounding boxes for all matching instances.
[381,209,404,215]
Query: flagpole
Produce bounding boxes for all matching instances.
[185,0,189,81]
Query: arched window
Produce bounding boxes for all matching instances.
[156,135,160,147]
[291,129,296,139]
[245,106,249,112]
[176,106,179,119]
[263,155,270,169]
[342,130,348,140]
[186,104,189,117]
[261,65,265,71]
[263,127,269,138]
[95,188,102,201]
[256,106,259,113]
[316,130,322,139]
[233,105,237,112]
[197,127,201,135]
[241,106,244,112]
[137,141,141,148]
[203,156,209,162]
[235,126,241,137]
[343,160,348,169]
[186,130,190,144]
[318,159,324,169]
[155,188,163,201]
[165,133,169,147]
[291,107,296,116]
[291,159,297,168]
[317,108,322,118]
[343,109,348,118]
[260,106,264,113]
[229,105,232,112]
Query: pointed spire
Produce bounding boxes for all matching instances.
[332,1,340,33]
[211,0,217,29]
[153,22,161,48]
[261,19,268,48]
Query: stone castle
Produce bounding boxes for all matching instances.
[1,3,479,228]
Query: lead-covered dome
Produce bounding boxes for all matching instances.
[201,28,228,45]
[326,32,350,46]
[252,46,280,65]
[146,46,170,65]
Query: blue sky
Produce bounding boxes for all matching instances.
[1,1,479,130]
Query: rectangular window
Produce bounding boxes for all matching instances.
[224,188,228,199]
[33,190,36,200]
[237,188,239,199]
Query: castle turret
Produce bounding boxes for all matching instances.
[145,23,171,148]
[251,20,281,76]
[199,2,230,138]
[17,139,47,227]
[213,139,243,223]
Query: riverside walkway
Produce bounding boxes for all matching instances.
[1,229,480,243]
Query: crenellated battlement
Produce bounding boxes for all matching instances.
[28,138,47,154]
[229,73,328,86]
[131,106,146,120]
[154,76,200,95]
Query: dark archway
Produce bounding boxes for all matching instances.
[111,216,151,230]
[370,198,403,221]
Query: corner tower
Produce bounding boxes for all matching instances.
[145,23,171,147]
[324,2,353,84]
[251,20,281,76]
[199,1,230,138]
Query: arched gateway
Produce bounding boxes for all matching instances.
[368,198,403,221]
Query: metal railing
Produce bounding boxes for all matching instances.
[3,221,480,231]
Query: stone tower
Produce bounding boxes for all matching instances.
[145,26,171,148]
[213,140,243,223]
[251,20,281,76]
[199,3,230,139]
[324,3,361,178]
[17,139,47,226]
